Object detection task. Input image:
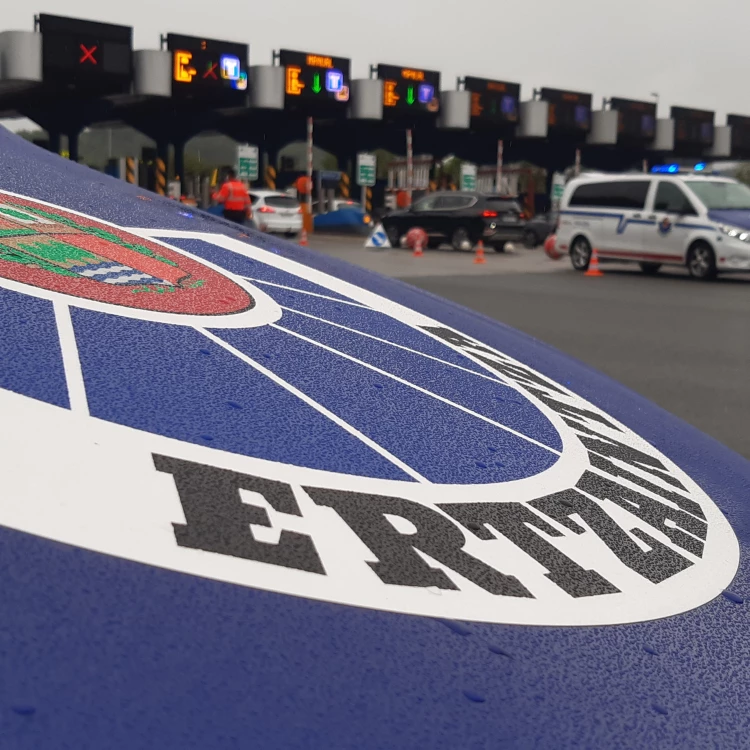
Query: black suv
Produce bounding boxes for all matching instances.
[382,191,527,251]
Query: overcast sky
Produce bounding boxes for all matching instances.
[3,0,750,129]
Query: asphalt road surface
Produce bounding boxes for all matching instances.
[307,234,750,460]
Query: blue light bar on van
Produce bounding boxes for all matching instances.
[651,163,707,174]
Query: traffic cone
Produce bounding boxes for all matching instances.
[473,240,486,265]
[413,236,424,257]
[299,228,309,247]
[585,247,604,277]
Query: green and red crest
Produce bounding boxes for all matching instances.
[0,194,253,316]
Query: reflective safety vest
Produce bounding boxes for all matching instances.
[214,180,251,212]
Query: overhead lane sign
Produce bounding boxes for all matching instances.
[609,97,657,140]
[38,13,133,96]
[377,64,440,115]
[671,106,714,147]
[280,49,351,112]
[541,87,592,133]
[464,76,520,126]
[167,33,248,102]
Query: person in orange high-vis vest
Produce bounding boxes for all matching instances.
[212,169,252,224]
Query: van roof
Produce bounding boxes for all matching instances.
[569,172,736,185]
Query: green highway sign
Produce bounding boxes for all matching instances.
[356,153,376,187]
[460,162,477,191]
[236,144,259,182]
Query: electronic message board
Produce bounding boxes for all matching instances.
[541,88,592,133]
[464,77,520,126]
[38,14,132,95]
[280,49,350,111]
[377,64,440,115]
[728,114,750,153]
[167,34,248,101]
[609,97,657,139]
[671,106,714,146]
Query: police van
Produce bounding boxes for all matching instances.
[556,166,750,279]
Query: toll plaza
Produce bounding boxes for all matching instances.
[1,12,749,217]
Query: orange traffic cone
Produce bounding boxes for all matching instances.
[299,228,309,247]
[473,240,486,265]
[585,247,604,277]
[413,236,424,257]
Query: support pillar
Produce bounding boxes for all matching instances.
[67,129,80,163]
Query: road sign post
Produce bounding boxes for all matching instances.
[406,130,413,204]
[356,153,376,187]
[306,116,314,230]
[460,162,477,191]
[236,145,259,182]
[551,172,566,211]
[496,140,504,194]
[357,152,376,209]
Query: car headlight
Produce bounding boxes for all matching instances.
[718,224,750,243]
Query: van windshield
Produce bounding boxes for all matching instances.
[684,180,750,210]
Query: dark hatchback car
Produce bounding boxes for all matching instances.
[382,191,527,251]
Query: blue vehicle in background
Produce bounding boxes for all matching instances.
[313,198,374,235]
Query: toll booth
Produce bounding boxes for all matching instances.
[385,155,433,209]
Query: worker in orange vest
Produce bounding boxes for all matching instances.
[212,168,253,224]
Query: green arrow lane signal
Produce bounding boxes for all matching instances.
[406,86,415,105]
[312,73,322,93]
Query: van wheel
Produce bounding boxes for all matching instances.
[639,262,661,275]
[451,227,471,251]
[570,236,592,271]
[687,242,717,280]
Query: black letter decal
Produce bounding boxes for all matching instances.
[154,455,325,574]
[306,488,531,597]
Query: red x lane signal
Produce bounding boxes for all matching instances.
[79,44,98,65]
[203,62,218,80]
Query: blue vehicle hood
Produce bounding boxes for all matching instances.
[708,208,750,229]
[0,127,749,750]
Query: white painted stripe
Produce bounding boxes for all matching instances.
[79,265,132,277]
[101,273,157,284]
[54,301,89,416]
[196,328,430,483]
[243,278,370,308]
[271,323,562,457]
[278,304,510,386]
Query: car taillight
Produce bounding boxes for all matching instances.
[482,210,498,218]
[519,211,527,220]
[258,206,276,213]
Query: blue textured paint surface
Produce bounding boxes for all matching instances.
[0,287,69,409]
[1,129,750,749]
[71,308,411,480]
[215,325,558,483]
[169,237,360,302]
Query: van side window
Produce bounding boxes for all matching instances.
[569,181,650,210]
[654,182,696,215]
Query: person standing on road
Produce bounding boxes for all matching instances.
[212,168,252,224]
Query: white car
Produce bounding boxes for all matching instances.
[555,166,750,280]
[312,199,363,214]
[250,190,303,236]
